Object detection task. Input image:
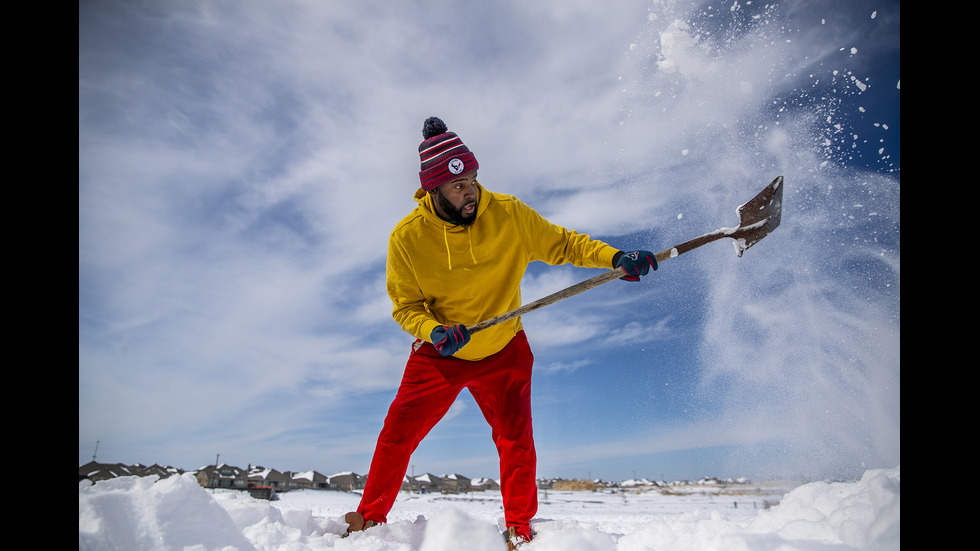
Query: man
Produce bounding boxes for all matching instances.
[344,117,657,548]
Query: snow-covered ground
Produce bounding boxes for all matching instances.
[79,465,898,550]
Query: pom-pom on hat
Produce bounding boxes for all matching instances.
[418,117,479,191]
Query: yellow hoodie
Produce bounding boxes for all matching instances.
[386,182,620,361]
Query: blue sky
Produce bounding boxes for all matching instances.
[79,0,900,483]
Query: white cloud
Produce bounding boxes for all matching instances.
[80,0,899,481]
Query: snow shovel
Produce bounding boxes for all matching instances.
[469,176,784,334]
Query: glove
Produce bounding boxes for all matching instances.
[615,250,658,281]
[431,324,471,356]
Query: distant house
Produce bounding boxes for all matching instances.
[194,464,248,489]
[408,473,443,494]
[470,477,500,491]
[441,474,471,494]
[695,476,723,486]
[79,461,185,483]
[288,470,330,490]
[328,472,362,492]
[247,466,291,490]
[620,477,663,489]
[135,463,181,479]
[79,461,138,482]
[401,473,475,493]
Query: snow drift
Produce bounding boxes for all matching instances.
[79,465,899,550]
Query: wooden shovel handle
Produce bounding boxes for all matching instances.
[469,266,626,334]
[469,238,710,334]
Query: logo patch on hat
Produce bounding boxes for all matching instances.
[448,158,465,174]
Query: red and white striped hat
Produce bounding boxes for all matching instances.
[418,117,479,191]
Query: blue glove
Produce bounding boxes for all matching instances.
[615,250,658,281]
[431,324,471,356]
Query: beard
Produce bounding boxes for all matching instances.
[435,189,477,226]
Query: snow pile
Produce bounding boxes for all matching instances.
[79,466,898,550]
[78,474,256,550]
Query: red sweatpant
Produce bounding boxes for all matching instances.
[357,331,537,536]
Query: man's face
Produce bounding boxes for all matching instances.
[431,171,479,225]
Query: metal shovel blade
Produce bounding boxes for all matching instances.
[731,175,783,257]
[654,175,783,262]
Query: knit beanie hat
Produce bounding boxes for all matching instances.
[418,117,479,191]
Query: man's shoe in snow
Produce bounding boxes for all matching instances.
[502,526,532,550]
[342,511,376,537]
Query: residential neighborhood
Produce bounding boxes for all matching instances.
[78,460,505,499]
[79,460,751,501]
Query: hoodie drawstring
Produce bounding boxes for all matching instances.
[442,225,479,271]
[443,225,452,271]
